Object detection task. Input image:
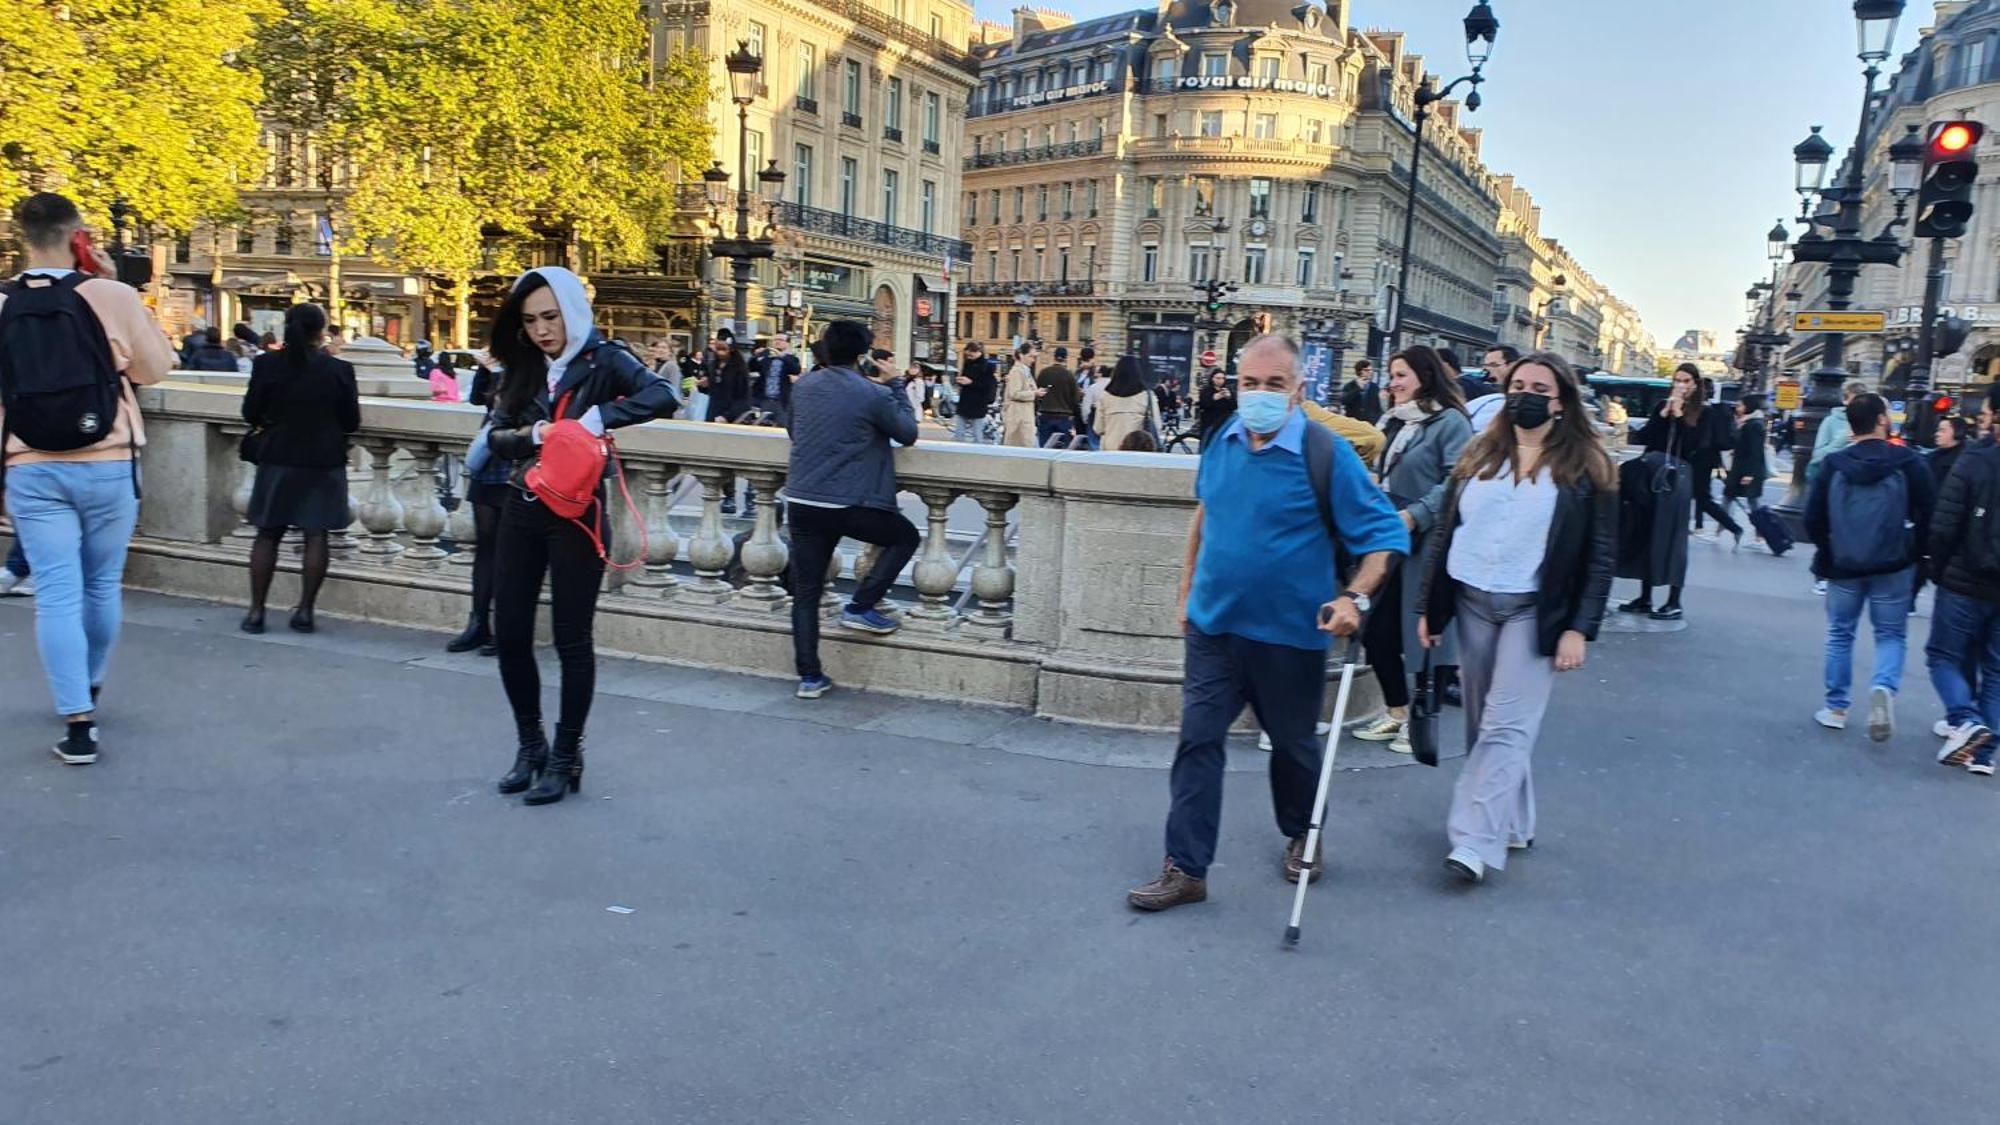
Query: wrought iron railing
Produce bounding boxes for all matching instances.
[963,139,1104,170]
[957,280,1100,297]
[842,111,863,128]
[773,201,970,259]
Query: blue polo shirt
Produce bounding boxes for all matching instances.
[1188,411,1409,650]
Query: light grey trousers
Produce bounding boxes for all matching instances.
[1449,587,1556,870]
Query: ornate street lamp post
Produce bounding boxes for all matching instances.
[706,42,787,342]
[1388,2,1498,352]
[1773,0,1922,522]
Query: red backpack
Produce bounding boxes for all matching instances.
[523,389,646,569]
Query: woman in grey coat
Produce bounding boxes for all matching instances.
[1354,346,1471,753]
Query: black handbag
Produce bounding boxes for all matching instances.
[1408,649,1441,767]
[238,427,267,465]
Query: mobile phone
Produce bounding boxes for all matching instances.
[70,230,106,276]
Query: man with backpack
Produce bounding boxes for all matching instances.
[1127,335,1406,912]
[1,192,176,765]
[1806,392,1934,742]
[1924,384,2000,775]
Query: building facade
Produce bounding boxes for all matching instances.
[1778,0,2000,393]
[659,0,977,362]
[956,1,1646,387]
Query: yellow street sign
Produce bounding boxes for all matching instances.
[1775,379,1802,411]
[1793,311,1887,333]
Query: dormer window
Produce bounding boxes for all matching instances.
[1302,7,1320,31]
[1211,0,1233,26]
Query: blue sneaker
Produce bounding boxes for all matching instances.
[1969,739,1996,777]
[796,675,833,700]
[839,607,901,635]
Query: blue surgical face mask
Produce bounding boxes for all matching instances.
[1237,389,1294,434]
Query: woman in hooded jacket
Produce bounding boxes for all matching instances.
[485,267,675,805]
[1093,355,1161,450]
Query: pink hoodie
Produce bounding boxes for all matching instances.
[428,367,459,403]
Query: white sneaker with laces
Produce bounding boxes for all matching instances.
[1353,717,1406,743]
[0,570,30,597]
[1815,708,1848,730]
[1934,718,1955,739]
[1868,686,1895,743]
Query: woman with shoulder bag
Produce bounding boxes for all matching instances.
[1621,363,1706,620]
[485,267,675,806]
[239,302,359,635]
[1417,351,1617,884]
[1353,346,1470,753]
[1093,355,1161,451]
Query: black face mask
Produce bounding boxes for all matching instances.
[1506,391,1554,430]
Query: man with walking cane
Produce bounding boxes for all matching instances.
[1129,336,1407,912]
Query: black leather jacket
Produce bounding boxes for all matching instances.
[488,333,675,486]
[1418,471,1618,657]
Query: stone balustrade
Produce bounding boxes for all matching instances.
[119,378,1378,730]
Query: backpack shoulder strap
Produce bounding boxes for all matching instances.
[1301,417,1340,546]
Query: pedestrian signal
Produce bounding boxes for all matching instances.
[1916,120,1985,239]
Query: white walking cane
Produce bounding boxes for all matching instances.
[1284,629,1365,947]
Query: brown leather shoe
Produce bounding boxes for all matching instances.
[1127,860,1208,911]
[1284,835,1324,884]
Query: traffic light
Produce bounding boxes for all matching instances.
[1936,314,1972,358]
[1915,120,1985,239]
[1932,392,1955,417]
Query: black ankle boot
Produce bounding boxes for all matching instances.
[447,613,491,653]
[497,716,548,795]
[524,724,583,805]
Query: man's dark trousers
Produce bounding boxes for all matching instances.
[1166,627,1329,878]
[787,502,920,679]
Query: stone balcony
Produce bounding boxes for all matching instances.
[118,379,1350,730]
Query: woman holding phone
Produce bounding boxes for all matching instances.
[1418,351,1616,885]
[1620,363,1705,621]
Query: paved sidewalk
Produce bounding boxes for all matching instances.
[1,546,1996,1123]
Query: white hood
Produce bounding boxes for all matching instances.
[516,266,595,392]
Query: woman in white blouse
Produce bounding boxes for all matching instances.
[1416,351,1618,885]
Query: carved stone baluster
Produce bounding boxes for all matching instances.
[356,438,405,561]
[445,496,476,570]
[626,464,681,594]
[397,442,449,567]
[680,467,735,604]
[219,426,258,543]
[905,487,960,631]
[841,541,884,614]
[965,491,1018,633]
[733,471,790,608]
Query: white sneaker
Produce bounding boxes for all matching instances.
[1353,717,1406,743]
[0,570,30,597]
[1934,718,1954,739]
[1814,708,1848,730]
[1445,846,1485,884]
[1389,729,1413,755]
[1868,686,1895,743]
[1258,721,1335,752]
[1813,579,1828,596]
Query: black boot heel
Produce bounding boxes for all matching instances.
[524,725,584,806]
[447,613,491,653]
[498,717,548,795]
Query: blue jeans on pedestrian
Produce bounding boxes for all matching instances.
[4,538,26,577]
[1926,587,2000,728]
[1036,414,1074,448]
[1823,567,1913,711]
[1165,628,1328,879]
[3,461,141,716]
[952,412,991,444]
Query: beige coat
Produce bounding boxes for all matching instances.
[1001,361,1039,446]
[1093,388,1160,450]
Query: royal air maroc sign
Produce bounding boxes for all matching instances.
[1009,81,1112,109]
[1173,76,1341,99]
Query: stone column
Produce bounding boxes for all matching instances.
[627,464,682,595]
[734,471,790,608]
[966,491,1017,634]
[680,467,735,605]
[356,438,405,561]
[444,491,477,570]
[906,486,961,631]
[397,442,449,567]
[220,426,257,543]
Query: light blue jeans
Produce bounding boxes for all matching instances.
[4,461,140,716]
[1823,567,1912,711]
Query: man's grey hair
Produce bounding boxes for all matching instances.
[1842,378,1870,400]
[1237,333,1300,369]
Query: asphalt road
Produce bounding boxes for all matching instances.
[1,530,1995,1124]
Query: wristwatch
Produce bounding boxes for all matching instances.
[1339,590,1372,614]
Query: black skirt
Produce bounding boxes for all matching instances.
[248,464,352,532]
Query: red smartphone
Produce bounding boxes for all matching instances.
[70,229,107,276]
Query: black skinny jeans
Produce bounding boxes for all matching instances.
[1362,564,1411,709]
[787,501,920,680]
[494,492,607,733]
[468,498,502,624]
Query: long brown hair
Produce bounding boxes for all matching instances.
[1388,346,1466,413]
[1671,362,1705,427]
[1454,351,1614,490]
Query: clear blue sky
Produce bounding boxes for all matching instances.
[974,0,1928,350]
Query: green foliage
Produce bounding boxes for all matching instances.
[0,0,274,233]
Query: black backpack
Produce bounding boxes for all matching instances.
[0,273,124,457]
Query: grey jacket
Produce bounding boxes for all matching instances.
[785,365,919,511]
[1380,407,1472,535]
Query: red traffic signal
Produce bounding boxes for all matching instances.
[1933,393,1955,414]
[1936,122,1979,154]
[1918,120,1985,239]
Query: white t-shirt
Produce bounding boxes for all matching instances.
[1446,469,1560,594]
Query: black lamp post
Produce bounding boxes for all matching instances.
[1740,220,1795,392]
[706,42,786,342]
[1773,0,1922,522]
[1532,273,1566,350]
[1388,2,1497,352]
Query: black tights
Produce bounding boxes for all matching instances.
[468,500,502,625]
[248,527,329,615]
[494,494,606,734]
[1363,565,1411,709]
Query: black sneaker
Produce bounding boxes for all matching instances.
[1617,597,1652,615]
[1969,741,1996,777]
[53,722,98,765]
[1649,605,1684,622]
